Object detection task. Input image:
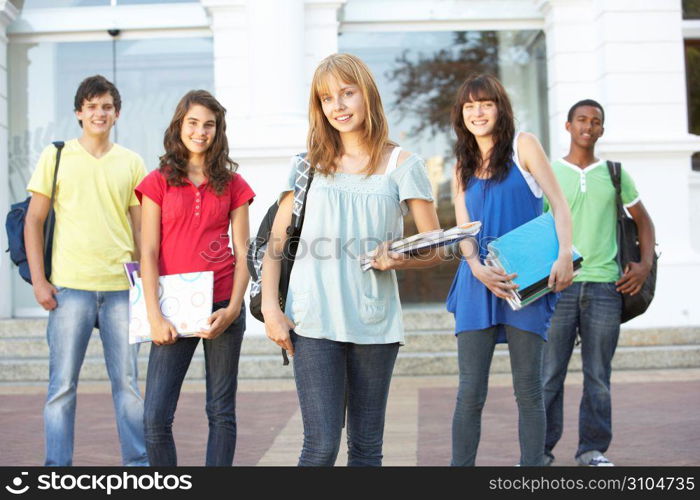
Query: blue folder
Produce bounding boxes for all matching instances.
[486,212,582,301]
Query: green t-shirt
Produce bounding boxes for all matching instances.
[545,158,639,283]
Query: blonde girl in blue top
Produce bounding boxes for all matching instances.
[261,53,443,466]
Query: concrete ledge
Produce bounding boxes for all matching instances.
[2,344,698,382]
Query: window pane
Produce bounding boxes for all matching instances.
[117,0,196,4]
[23,1,109,8]
[684,40,700,171]
[23,0,194,7]
[683,0,700,19]
[685,40,700,137]
[339,30,549,303]
[8,37,213,314]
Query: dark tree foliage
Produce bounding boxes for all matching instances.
[386,31,499,140]
[686,43,700,136]
[683,0,700,19]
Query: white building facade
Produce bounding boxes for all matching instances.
[1,0,699,334]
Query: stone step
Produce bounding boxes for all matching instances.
[2,326,699,360]
[2,344,699,383]
[3,312,699,345]
[0,310,458,337]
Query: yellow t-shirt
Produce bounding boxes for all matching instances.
[27,139,147,291]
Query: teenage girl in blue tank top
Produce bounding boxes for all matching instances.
[446,74,574,466]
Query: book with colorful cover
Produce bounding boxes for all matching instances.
[124,262,214,344]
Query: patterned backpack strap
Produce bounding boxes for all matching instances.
[291,153,313,231]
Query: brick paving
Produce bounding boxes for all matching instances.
[1,371,698,466]
[417,380,700,466]
[0,390,299,466]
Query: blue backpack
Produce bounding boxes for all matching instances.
[5,141,64,284]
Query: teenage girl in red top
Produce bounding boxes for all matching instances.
[136,90,254,466]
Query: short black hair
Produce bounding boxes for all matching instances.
[567,99,605,124]
[73,75,121,128]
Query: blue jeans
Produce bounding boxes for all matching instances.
[291,332,399,466]
[543,282,622,461]
[144,302,245,466]
[44,288,147,466]
[452,325,545,466]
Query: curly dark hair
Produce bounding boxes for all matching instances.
[159,90,237,195]
[451,74,515,190]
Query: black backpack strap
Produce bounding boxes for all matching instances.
[49,141,65,206]
[44,141,65,261]
[607,160,622,213]
[606,160,624,271]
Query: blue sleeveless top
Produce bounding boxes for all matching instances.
[446,143,558,343]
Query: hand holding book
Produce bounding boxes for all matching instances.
[485,213,582,310]
[474,258,519,300]
[360,221,482,271]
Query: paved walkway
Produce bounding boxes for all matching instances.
[1,369,699,466]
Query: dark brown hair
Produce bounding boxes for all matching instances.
[73,75,121,128]
[451,74,515,189]
[159,90,237,195]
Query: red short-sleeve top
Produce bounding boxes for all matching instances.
[135,169,255,302]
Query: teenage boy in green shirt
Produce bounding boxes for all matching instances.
[25,75,148,466]
[542,99,655,466]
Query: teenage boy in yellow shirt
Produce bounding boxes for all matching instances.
[25,75,148,466]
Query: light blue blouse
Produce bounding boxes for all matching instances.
[283,150,434,344]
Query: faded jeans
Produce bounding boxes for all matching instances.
[44,287,147,466]
[543,282,622,461]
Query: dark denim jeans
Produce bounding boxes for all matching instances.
[291,332,399,467]
[452,325,546,466]
[543,282,622,461]
[144,302,245,466]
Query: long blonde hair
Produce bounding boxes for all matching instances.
[307,53,394,175]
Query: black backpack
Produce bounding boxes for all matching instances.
[5,141,65,284]
[607,161,658,323]
[247,154,313,364]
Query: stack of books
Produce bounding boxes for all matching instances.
[360,221,482,271]
[485,212,583,310]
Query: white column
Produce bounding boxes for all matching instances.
[202,0,308,157]
[202,0,345,334]
[538,0,700,327]
[304,0,347,89]
[537,0,600,158]
[0,0,18,319]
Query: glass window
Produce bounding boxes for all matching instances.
[23,0,194,8]
[116,0,195,4]
[23,1,110,7]
[683,0,700,19]
[8,37,213,315]
[685,39,700,171]
[339,30,549,303]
